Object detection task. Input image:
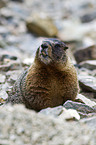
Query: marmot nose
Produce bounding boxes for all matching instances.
[41,44,48,49]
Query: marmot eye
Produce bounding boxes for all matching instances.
[54,44,61,48]
[41,44,48,49]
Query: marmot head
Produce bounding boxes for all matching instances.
[37,38,68,65]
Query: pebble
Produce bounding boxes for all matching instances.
[58,108,80,121]
[80,11,96,23]
[39,106,63,117]
[76,94,96,107]
[78,75,96,93]
[63,100,96,118]
[79,60,96,70]
[74,45,96,63]
[0,74,6,83]
[0,90,8,100]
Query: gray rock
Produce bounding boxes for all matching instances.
[11,0,23,2]
[63,100,96,118]
[0,74,6,83]
[40,106,80,121]
[80,11,96,23]
[79,60,96,70]
[0,26,9,35]
[39,106,63,117]
[78,75,96,93]
[80,116,96,128]
[0,39,7,48]
[0,53,22,71]
[74,45,96,63]
[0,8,13,19]
[76,94,96,107]
[0,61,22,71]
[0,90,8,100]
[6,70,22,84]
[0,105,96,145]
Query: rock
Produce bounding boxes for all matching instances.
[39,106,63,117]
[79,60,96,70]
[63,100,96,118]
[0,53,22,71]
[0,38,7,48]
[80,116,96,129]
[57,19,95,42]
[0,90,8,101]
[76,94,96,107]
[74,45,96,63]
[0,0,7,8]
[11,0,24,2]
[0,26,9,36]
[6,70,22,84]
[23,57,34,66]
[6,35,21,45]
[0,61,22,71]
[57,20,84,41]
[40,106,80,121]
[0,8,13,19]
[58,108,80,121]
[0,53,17,61]
[80,11,96,23]
[0,105,96,145]
[26,14,58,37]
[0,74,6,83]
[81,92,96,100]
[78,75,96,93]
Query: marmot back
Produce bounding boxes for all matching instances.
[7,38,79,111]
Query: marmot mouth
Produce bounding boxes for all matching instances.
[41,50,48,57]
[40,51,52,60]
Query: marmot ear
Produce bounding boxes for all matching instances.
[64,46,69,50]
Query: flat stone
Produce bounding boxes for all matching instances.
[79,60,96,70]
[78,75,96,93]
[76,94,96,107]
[0,38,7,48]
[58,108,80,121]
[26,14,58,37]
[74,45,96,63]
[39,106,63,117]
[0,53,22,71]
[0,8,13,19]
[6,70,23,84]
[40,106,80,121]
[0,26,9,35]
[0,90,8,100]
[80,116,96,128]
[23,57,34,66]
[11,0,24,2]
[0,74,6,83]
[80,11,96,23]
[0,61,22,71]
[63,100,96,118]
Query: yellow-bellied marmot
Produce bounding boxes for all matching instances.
[7,38,79,111]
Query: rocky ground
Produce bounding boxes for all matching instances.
[0,0,96,144]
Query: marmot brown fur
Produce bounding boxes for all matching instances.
[7,38,79,111]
